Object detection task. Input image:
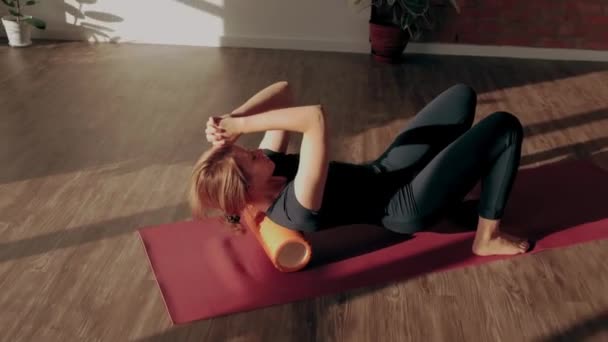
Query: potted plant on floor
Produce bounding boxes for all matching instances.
[1,0,46,47]
[349,0,460,63]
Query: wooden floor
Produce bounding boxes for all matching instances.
[1,40,608,342]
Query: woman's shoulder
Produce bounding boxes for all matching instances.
[266,181,323,233]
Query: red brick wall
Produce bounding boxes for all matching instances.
[424,0,608,50]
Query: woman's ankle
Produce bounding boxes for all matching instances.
[475,216,501,240]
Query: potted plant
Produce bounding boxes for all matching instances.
[349,0,459,63]
[1,0,46,47]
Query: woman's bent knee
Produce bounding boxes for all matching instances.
[488,111,523,140]
[448,83,477,100]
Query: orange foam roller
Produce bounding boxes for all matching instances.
[243,209,312,272]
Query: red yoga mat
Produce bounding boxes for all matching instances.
[138,160,608,324]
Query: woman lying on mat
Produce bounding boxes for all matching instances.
[190,81,530,256]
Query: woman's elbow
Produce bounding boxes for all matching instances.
[312,104,326,125]
[276,80,289,88]
[300,105,327,135]
[275,81,290,95]
[305,105,326,136]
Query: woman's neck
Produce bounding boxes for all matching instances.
[250,176,287,213]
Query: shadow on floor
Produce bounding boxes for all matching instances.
[539,310,608,342]
[521,136,608,166]
[0,203,189,262]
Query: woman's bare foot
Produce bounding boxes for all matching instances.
[472,217,529,256]
[473,234,529,256]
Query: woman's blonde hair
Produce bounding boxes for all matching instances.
[189,145,249,231]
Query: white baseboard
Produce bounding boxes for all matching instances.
[221,35,608,62]
[405,42,608,62]
[220,35,371,55]
[3,29,608,62]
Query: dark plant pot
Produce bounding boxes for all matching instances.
[369,21,409,64]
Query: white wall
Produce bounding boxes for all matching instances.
[3,0,608,61]
[4,0,372,53]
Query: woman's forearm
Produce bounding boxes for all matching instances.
[235,105,325,135]
[230,81,293,117]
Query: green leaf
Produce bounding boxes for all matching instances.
[400,11,411,29]
[1,0,15,8]
[400,0,427,14]
[25,0,37,5]
[9,8,22,16]
[24,16,46,29]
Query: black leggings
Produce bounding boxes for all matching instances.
[370,84,524,234]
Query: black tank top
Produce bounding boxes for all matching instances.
[262,149,384,232]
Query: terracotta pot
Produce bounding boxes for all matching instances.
[369,21,409,64]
